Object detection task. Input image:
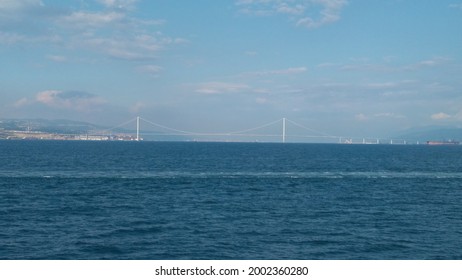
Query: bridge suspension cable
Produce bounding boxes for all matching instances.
[285,118,338,138]
[140,117,284,136]
[140,117,215,136]
[104,116,342,142]
[44,115,412,143]
[101,117,138,134]
[224,119,283,135]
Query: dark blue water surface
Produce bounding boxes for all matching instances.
[1,141,461,259]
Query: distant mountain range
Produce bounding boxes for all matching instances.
[2,118,462,143]
[0,118,188,141]
[395,126,462,143]
[0,119,104,134]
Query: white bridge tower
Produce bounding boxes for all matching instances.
[282,117,286,143]
[136,116,140,141]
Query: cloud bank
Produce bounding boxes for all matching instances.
[0,0,182,61]
[35,90,106,111]
[236,0,348,28]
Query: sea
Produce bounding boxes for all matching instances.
[1,141,461,260]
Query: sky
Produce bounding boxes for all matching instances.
[1,0,462,139]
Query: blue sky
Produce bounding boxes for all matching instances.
[1,0,462,139]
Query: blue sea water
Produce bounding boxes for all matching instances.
[1,141,461,259]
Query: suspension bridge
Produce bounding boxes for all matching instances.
[101,116,410,144]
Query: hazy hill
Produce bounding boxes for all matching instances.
[0,119,190,141]
[396,126,462,143]
[0,119,103,134]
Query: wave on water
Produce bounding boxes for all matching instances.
[2,171,462,179]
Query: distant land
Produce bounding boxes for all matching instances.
[1,118,462,144]
[395,126,462,144]
[0,119,192,141]
[0,119,137,141]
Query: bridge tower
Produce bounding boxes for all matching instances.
[136,116,140,141]
[282,117,286,143]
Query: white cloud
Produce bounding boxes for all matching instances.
[431,112,451,120]
[0,0,47,28]
[138,64,162,72]
[297,0,347,28]
[36,90,106,111]
[0,32,26,44]
[0,0,43,11]
[60,11,126,28]
[277,3,305,15]
[46,54,67,62]
[245,50,258,56]
[0,1,181,63]
[195,82,250,94]
[14,97,31,108]
[243,66,307,76]
[364,82,399,90]
[236,0,348,28]
[454,110,462,120]
[374,112,406,119]
[60,15,184,61]
[73,34,166,60]
[355,113,368,121]
[323,57,451,74]
[96,0,138,10]
[449,3,462,9]
[255,97,269,104]
[130,101,147,113]
[404,57,450,70]
[335,112,405,123]
[137,64,163,77]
